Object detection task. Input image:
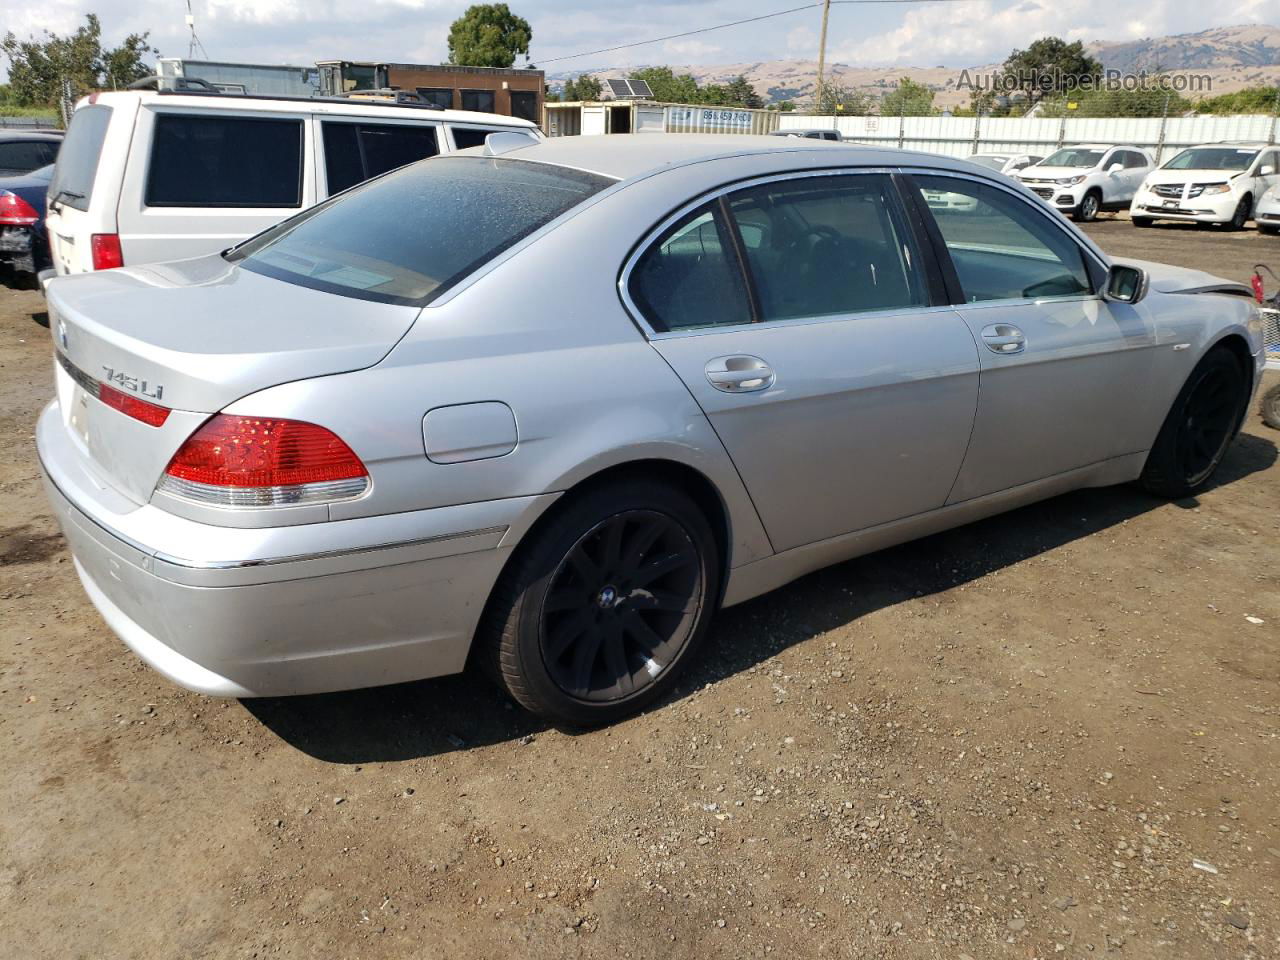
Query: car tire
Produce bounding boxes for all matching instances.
[1073,191,1101,222]
[1261,383,1280,430]
[1260,224,1279,236]
[1227,196,1251,231]
[1140,347,1248,498]
[477,478,720,726]
[1132,216,1153,228]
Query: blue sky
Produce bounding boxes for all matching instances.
[2,0,1274,77]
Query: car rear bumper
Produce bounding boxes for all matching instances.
[37,399,556,697]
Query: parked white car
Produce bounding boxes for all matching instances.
[967,152,1043,177]
[42,89,541,283]
[1016,144,1154,221]
[1256,183,1280,235]
[1131,142,1280,230]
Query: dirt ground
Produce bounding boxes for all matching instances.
[1,220,1278,960]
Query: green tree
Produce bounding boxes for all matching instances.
[768,100,797,112]
[446,3,531,69]
[1,14,155,107]
[881,76,935,116]
[817,81,874,115]
[1000,37,1102,108]
[722,74,762,109]
[561,74,601,101]
[1038,84,1190,118]
[1194,84,1280,115]
[630,66,700,104]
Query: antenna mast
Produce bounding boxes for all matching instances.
[186,0,209,59]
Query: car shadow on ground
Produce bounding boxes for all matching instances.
[245,430,1277,764]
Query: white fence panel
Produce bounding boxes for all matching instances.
[781,112,1280,163]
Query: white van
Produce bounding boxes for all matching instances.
[42,89,541,281]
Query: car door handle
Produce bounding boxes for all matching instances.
[705,355,775,393]
[981,324,1026,355]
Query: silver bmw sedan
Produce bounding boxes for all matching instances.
[37,135,1266,725]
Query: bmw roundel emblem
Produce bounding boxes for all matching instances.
[57,318,69,350]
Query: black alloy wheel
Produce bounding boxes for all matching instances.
[1141,347,1246,498]
[540,510,702,702]
[1175,363,1242,486]
[479,479,718,726]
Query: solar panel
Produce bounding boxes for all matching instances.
[606,78,655,100]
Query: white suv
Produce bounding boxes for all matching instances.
[42,89,541,282]
[1016,144,1153,222]
[1130,142,1280,230]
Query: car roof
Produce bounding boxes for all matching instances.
[484,134,992,183]
[78,90,538,128]
[1186,141,1268,148]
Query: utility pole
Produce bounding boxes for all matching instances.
[815,0,832,113]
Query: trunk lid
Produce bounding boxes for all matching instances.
[47,254,420,504]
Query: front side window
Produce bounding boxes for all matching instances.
[321,121,439,194]
[460,90,496,113]
[726,174,926,320]
[913,175,1092,303]
[1123,151,1149,169]
[146,114,302,207]
[1164,147,1258,171]
[628,203,751,331]
[232,156,612,306]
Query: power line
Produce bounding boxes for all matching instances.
[536,0,977,66]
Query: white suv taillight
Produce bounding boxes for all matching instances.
[158,415,369,507]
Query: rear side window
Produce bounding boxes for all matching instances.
[48,106,111,211]
[233,156,613,306]
[726,174,926,320]
[146,114,303,208]
[321,121,440,195]
[628,203,752,331]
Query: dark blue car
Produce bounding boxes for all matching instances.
[0,163,54,282]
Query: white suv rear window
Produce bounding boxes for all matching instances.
[47,105,112,212]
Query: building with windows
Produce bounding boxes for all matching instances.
[317,61,543,122]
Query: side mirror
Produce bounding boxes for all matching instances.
[1261,164,1276,176]
[1103,264,1148,304]
[1107,163,1124,174]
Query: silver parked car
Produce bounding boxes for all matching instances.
[38,135,1266,725]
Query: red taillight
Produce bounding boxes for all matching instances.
[98,381,170,427]
[159,416,369,507]
[1252,272,1266,304]
[0,190,40,226]
[91,233,124,270]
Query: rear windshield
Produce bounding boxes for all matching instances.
[48,105,112,212]
[1163,147,1258,171]
[231,156,613,306]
